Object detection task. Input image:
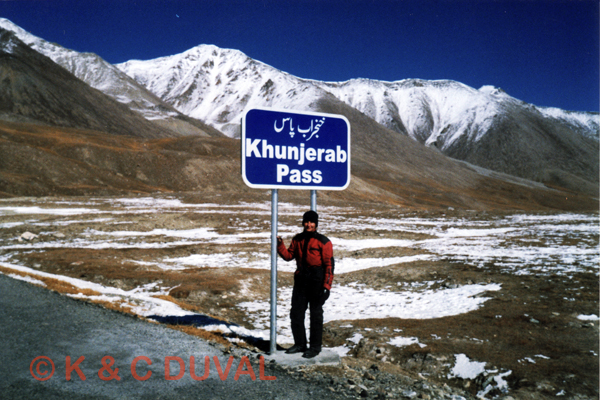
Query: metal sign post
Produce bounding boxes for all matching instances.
[242,108,350,354]
[270,189,278,354]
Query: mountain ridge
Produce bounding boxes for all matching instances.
[0,18,597,203]
[116,44,598,194]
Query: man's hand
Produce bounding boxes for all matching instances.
[277,236,283,245]
[321,288,330,305]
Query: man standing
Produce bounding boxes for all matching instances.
[277,210,333,358]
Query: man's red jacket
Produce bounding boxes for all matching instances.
[277,232,334,290]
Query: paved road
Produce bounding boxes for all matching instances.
[0,274,347,399]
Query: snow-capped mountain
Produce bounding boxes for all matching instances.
[1,18,597,195]
[116,43,598,149]
[116,43,598,193]
[317,79,599,148]
[117,44,332,137]
[0,27,176,138]
[318,78,598,191]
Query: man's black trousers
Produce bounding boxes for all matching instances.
[290,276,323,350]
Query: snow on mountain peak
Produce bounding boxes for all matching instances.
[117,44,330,137]
[116,41,598,150]
[1,19,597,194]
[479,85,507,96]
[312,78,505,147]
[117,42,498,142]
[0,18,38,45]
[0,28,18,54]
[4,16,595,147]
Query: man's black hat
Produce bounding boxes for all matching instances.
[302,210,318,228]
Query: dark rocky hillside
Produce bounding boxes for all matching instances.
[0,29,173,138]
[444,104,599,197]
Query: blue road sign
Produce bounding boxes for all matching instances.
[242,108,351,190]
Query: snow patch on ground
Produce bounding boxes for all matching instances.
[577,314,599,321]
[237,283,501,343]
[1,272,46,286]
[388,336,427,348]
[448,354,486,379]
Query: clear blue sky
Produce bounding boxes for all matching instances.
[1,0,598,112]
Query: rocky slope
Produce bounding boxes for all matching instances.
[0,29,175,138]
[1,114,596,212]
[0,18,223,138]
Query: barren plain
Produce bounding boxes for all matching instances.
[0,193,597,399]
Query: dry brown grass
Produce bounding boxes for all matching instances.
[21,249,269,296]
[91,299,137,315]
[0,265,101,296]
